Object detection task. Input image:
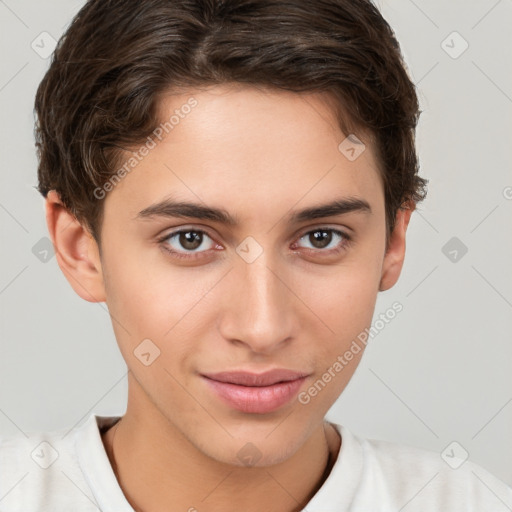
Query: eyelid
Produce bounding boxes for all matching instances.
[296,221,354,238]
[156,224,218,243]
[156,226,220,256]
[296,223,352,239]
[292,226,352,253]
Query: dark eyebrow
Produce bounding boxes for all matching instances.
[135,196,371,225]
[289,197,371,223]
[136,198,240,225]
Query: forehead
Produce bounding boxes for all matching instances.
[104,84,384,224]
[156,83,367,158]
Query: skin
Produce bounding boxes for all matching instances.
[45,83,412,512]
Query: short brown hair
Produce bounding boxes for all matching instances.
[35,0,427,245]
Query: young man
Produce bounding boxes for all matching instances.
[0,0,510,510]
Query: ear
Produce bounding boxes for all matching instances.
[45,190,106,302]
[379,203,414,292]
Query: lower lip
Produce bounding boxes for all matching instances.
[202,376,307,414]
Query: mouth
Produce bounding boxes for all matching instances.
[200,369,310,414]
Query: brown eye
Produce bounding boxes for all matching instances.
[178,231,203,250]
[308,230,333,249]
[160,229,216,257]
[295,228,350,254]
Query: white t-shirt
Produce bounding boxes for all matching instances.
[1,414,511,511]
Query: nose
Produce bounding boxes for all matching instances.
[217,253,297,354]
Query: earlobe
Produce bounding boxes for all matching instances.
[45,190,106,303]
[379,203,414,292]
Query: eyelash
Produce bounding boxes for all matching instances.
[157,226,352,261]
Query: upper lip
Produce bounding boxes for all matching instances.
[201,369,310,387]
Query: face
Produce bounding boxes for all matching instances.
[66,84,408,466]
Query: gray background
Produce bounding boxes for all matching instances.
[1,0,511,488]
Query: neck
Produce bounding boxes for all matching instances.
[102,397,340,512]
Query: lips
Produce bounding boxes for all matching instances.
[202,369,310,387]
[201,369,310,414]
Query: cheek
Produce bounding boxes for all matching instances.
[295,271,379,411]
[310,254,382,336]
[101,247,220,363]
[325,271,379,327]
[297,249,382,399]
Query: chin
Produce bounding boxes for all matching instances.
[191,421,311,468]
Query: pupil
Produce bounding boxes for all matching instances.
[310,230,332,249]
[180,231,202,250]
